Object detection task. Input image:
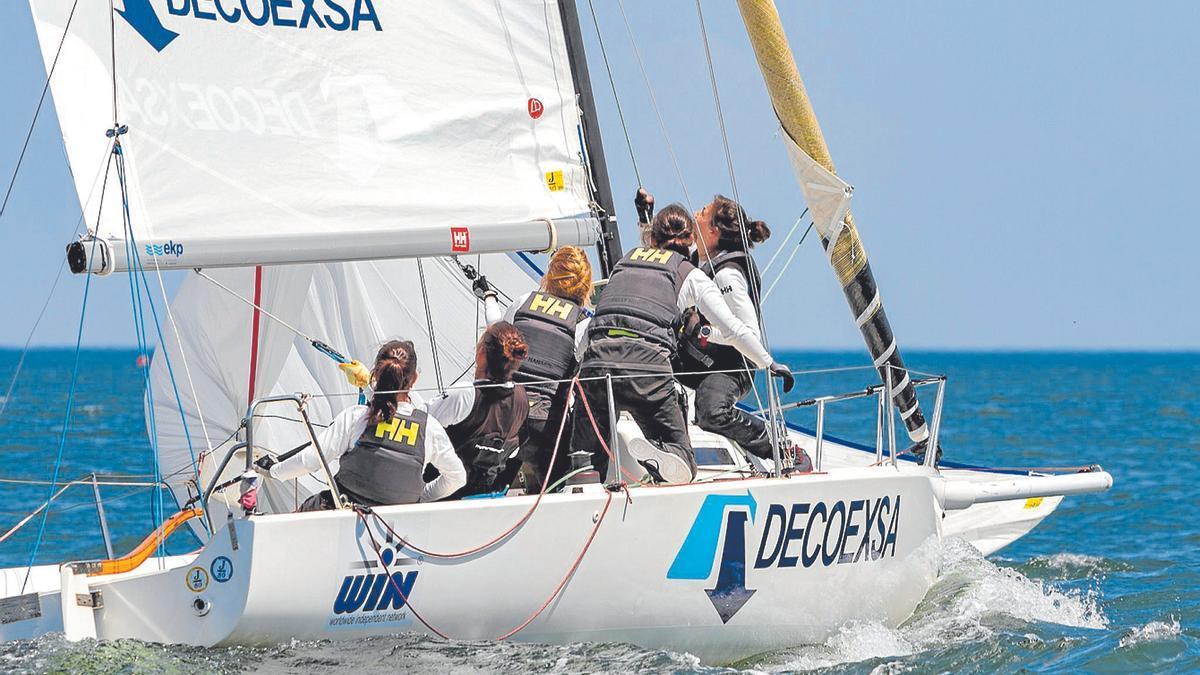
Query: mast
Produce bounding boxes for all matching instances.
[735,0,931,446]
[557,0,622,277]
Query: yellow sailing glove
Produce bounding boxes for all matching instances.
[339,360,370,388]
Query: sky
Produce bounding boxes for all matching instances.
[0,1,1196,350]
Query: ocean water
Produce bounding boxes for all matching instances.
[0,349,1196,673]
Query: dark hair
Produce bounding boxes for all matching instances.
[649,203,694,254]
[475,321,528,382]
[368,340,418,423]
[711,194,770,251]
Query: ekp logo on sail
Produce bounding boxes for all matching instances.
[119,0,384,52]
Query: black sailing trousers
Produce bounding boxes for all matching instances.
[687,370,772,459]
[570,338,696,480]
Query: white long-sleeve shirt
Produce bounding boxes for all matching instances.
[678,268,772,368]
[705,264,764,348]
[270,402,466,503]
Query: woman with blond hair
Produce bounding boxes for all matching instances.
[473,245,594,488]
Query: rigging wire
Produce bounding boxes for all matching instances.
[19,206,104,595]
[761,209,808,276]
[0,0,82,220]
[693,0,784,453]
[1,138,116,420]
[415,259,445,394]
[613,0,692,210]
[115,146,167,543]
[583,0,641,187]
[763,221,815,302]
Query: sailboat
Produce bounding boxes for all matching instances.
[0,0,1112,664]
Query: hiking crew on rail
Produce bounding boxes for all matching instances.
[677,194,802,464]
[568,191,795,485]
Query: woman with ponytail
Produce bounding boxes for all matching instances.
[426,321,530,498]
[682,195,808,467]
[264,340,466,510]
[472,246,594,490]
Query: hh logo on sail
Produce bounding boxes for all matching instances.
[329,547,418,628]
[667,490,901,623]
[119,0,384,53]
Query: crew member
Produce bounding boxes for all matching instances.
[426,321,530,498]
[261,340,466,510]
[570,194,795,485]
[474,246,593,490]
[680,194,806,465]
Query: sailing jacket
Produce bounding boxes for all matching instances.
[692,250,765,374]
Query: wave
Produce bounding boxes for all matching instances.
[750,539,1107,672]
[1118,618,1181,649]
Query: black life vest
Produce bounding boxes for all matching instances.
[335,408,429,506]
[687,250,764,375]
[589,247,695,355]
[512,292,582,397]
[445,381,529,497]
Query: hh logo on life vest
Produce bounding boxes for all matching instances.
[375,418,420,446]
[630,247,673,264]
[118,0,384,53]
[667,490,902,623]
[528,293,572,320]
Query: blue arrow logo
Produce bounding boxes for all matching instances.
[667,490,756,581]
[705,510,756,623]
[117,0,179,52]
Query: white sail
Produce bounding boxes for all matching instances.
[149,255,540,533]
[28,1,598,270]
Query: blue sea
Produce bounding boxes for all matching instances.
[0,349,1196,673]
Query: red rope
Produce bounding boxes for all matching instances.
[356,487,613,641]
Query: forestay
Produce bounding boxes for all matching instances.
[28,0,599,271]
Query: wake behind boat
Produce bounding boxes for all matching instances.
[0,0,1111,663]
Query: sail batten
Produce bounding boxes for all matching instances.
[28,0,596,271]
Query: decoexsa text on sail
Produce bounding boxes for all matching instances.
[166,0,382,32]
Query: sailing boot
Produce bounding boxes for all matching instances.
[626,437,693,484]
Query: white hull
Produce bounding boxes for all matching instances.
[6,468,943,663]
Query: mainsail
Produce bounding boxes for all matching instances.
[23,1,615,532]
[28,0,600,272]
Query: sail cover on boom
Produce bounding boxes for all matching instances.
[28,0,600,271]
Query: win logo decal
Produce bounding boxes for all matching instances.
[144,240,184,257]
[328,546,419,628]
[118,0,384,53]
[668,490,904,624]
